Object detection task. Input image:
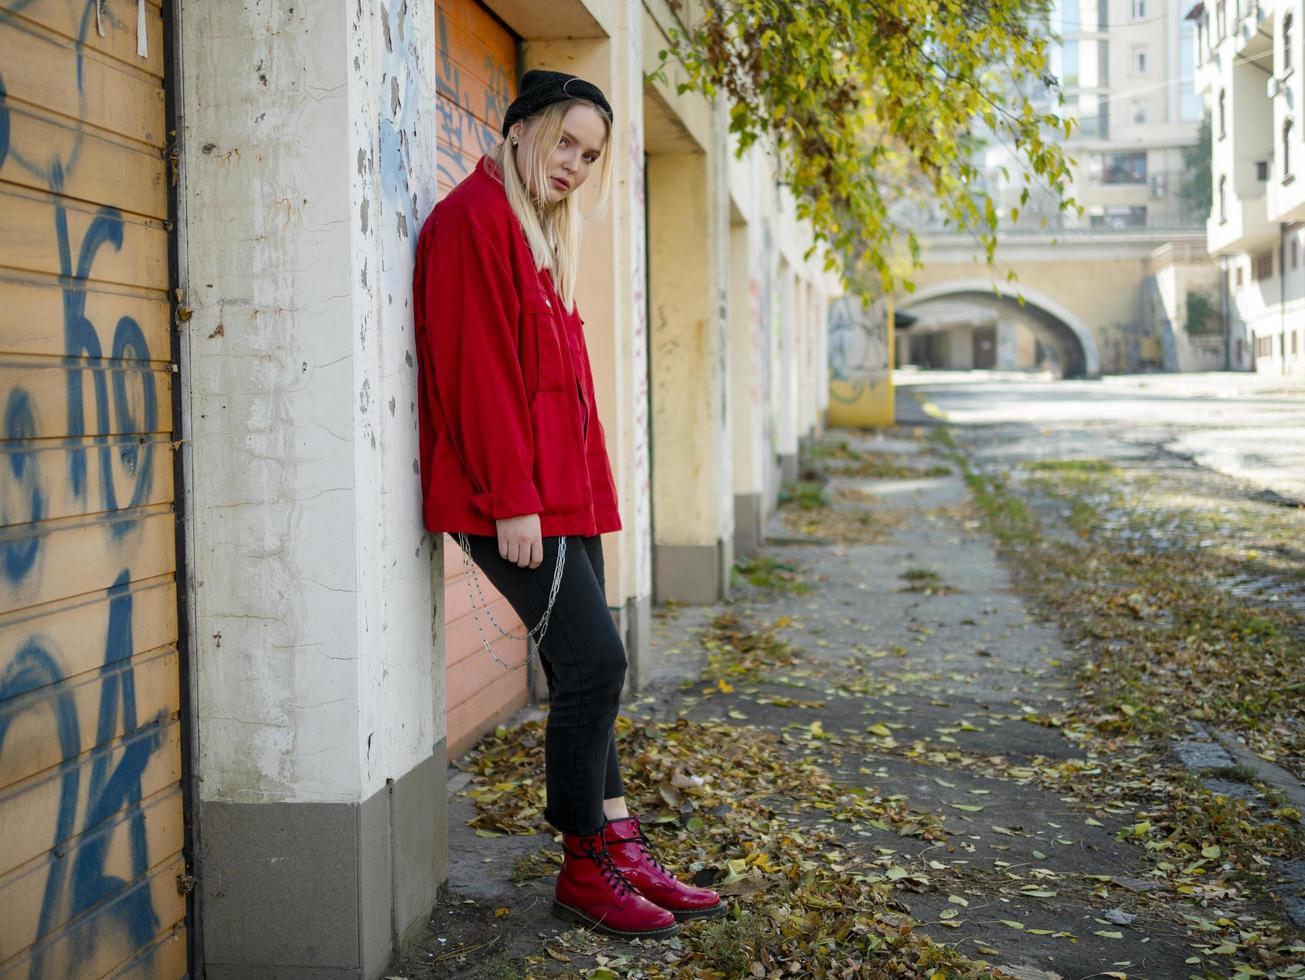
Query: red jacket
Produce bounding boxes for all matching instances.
[413,155,622,538]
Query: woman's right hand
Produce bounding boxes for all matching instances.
[496,514,543,569]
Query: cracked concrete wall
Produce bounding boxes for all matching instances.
[179,0,440,807]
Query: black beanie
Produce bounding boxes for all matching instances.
[500,69,614,137]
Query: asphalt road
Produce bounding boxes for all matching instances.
[899,370,1305,504]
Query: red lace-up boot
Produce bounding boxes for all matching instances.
[552,831,680,939]
[603,815,726,921]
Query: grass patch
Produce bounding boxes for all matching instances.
[694,910,772,975]
[732,554,810,593]
[1026,458,1118,474]
[807,438,862,462]
[961,466,1039,546]
[830,453,951,480]
[898,567,958,595]
[779,480,827,510]
[926,425,958,451]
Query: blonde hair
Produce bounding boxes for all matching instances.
[489,99,613,311]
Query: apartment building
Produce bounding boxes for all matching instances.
[1189,0,1305,375]
[993,0,1206,231]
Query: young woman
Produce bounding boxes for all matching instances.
[413,70,724,939]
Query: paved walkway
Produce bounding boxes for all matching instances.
[394,392,1301,978]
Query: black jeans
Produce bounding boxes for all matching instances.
[459,534,625,836]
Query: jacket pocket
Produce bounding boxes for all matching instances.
[522,289,567,392]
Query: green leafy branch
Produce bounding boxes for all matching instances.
[655,0,1078,297]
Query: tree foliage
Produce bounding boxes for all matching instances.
[1180,113,1213,224]
[658,0,1076,295]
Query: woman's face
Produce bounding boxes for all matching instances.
[516,103,608,205]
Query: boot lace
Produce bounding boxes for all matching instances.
[634,829,671,875]
[577,838,633,897]
[609,823,671,875]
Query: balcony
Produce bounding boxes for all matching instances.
[1207,186,1276,254]
[1231,2,1269,56]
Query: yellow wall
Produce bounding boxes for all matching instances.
[828,296,896,428]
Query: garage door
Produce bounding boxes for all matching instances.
[0,1,187,976]
[434,0,528,759]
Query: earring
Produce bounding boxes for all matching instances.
[511,136,518,146]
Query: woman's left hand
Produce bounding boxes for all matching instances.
[496,513,543,569]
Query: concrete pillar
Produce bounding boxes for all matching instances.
[646,148,733,603]
[729,220,765,557]
[179,3,443,976]
[522,6,652,686]
[776,262,800,483]
[951,324,975,369]
[794,277,810,457]
[815,281,831,423]
[996,318,1019,369]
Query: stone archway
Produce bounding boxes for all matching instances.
[900,278,1101,378]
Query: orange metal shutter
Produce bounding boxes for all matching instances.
[434,0,529,760]
[0,1,188,977]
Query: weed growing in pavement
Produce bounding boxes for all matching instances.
[474,945,523,980]
[779,480,827,510]
[899,567,957,595]
[731,554,811,593]
[1026,458,1119,475]
[806,438,862,462]
[959,466,1038,546]
[829,453,951,480]
[510,848,558,883]
[694,910,770,975]
[925,425,958,451]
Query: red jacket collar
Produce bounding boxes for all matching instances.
[476,154,504,185]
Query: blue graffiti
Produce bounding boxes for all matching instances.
[434,8,507,190]
[0,74,9,168]
[2,389,44,583]
[0,640,81,975]
[0,4,166,974]
[58,206,157,524]
[71,572,163,956]
[0,575,163,976]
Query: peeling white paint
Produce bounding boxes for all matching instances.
[181,0,439,805]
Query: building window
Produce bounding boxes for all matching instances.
[1286,13,1295,75]
[1134,47,1149,74]
[1218,89,1227,138]
[1133,100,1149,124]
[1253,250,1274,281]
[1285,119,1295,181]
[1102,152,1147,184]
[1219,174,1228,223]
[1089,205,1148,229]
[1216,0,1227,40]
[1234,262,1243,287]
[1293,330,1299,356]
[1293,238,1300,269]
[1132,0,1148,19]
